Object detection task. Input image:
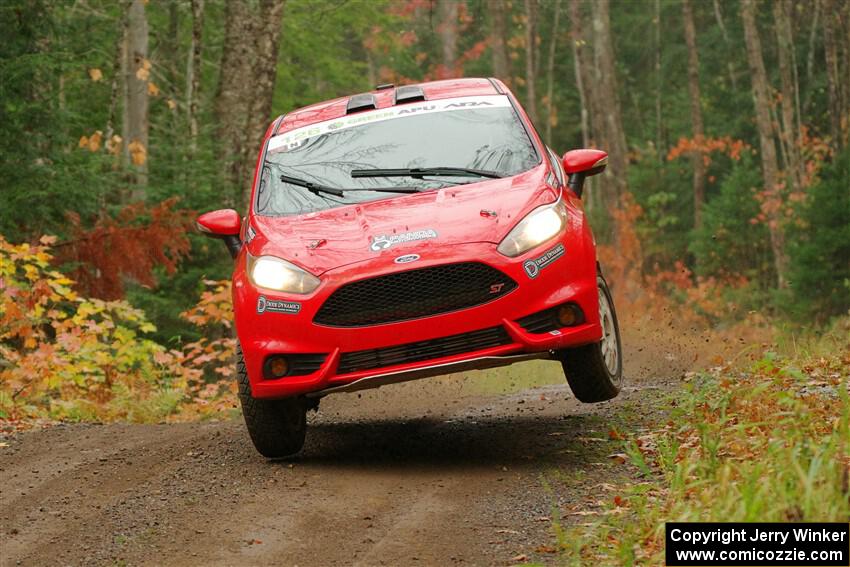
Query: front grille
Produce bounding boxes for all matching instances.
[287,354,328,375]
[337,326,511,374]
[314,262,517,327]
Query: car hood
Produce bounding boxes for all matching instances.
[248,166,555,275]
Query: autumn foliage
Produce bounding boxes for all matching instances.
[53,197,193,299]
[0,236,235,423]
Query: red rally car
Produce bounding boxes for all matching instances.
[197,78,623,458]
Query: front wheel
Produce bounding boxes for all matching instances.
[236,344,307,458]
[557,276,623,402]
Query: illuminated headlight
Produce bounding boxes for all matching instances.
[497,200,567,257]
[247,254,320,294]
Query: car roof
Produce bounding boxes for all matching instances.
[275,78,506,135]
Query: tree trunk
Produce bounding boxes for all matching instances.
[773,0,803,192]
[569,0,607,212]
[245,0,287,178]
[823,0,845,150]
[106,3,130,151]
[524,0,538,123]
[215,0,286,206]
[488,0,511,85]
[544,0,561,145]
[741,0,788,288]
[124,0,149,200]
[437,0,458,77]
[569,0,589,149]
[186,0,204,158]
[803,0,821,115]
[590,0,627,204]
[654,0,663,158]
[682,0,706,228]
[712,0,738,92]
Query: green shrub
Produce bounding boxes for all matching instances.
[787,149,850,322]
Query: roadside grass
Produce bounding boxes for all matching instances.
[552,327,850,564]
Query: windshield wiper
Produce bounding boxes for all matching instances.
[280,174,345,197]
[280,174,421,196]
[350,167,503,180]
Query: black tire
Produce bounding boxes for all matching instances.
[236,344,307,458]
[557,276,623,402]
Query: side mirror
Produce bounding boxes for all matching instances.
[562,149,608,198]
[196,209,242,258]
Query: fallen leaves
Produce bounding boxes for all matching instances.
[608,452,628,464]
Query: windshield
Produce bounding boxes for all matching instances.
[256,95,539,216]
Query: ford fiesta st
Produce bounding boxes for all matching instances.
[197,78,623,458]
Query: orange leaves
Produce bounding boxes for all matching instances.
[135,57,152,81]
[181,280,233,329]
[78,130,103,152]
[147,81,160,97]
[667,136,752,164]
[88,68,103,82]
[105,134,122,156]
[54,198,192,300]
[127,139,147,165]
[176,279,237,413]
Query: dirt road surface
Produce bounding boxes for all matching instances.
[2,339,687,567]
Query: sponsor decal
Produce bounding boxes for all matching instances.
[370,229,437,252]
[393,253,420,264]
[523,243,565,279]
[268,95,511,153]
[256,295,301,315]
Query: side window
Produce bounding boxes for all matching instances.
[546,147,565,187]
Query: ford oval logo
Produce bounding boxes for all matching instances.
[394,254,420,264]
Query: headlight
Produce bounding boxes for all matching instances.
[247,254,321,294]
[497,200,567,257]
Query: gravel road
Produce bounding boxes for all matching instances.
[1,343,682,567]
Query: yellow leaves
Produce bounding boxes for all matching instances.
[128,140,147,166]
[88,68,103,82]
[166,98,177,110]
[23,264,39,281]
[1,234,240,422]
[78,130,103,152]
[147,81,160,97]
[135,58,152,81]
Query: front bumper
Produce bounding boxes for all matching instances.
[233,236,600,399]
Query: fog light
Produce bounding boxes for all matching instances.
[557,304,584,327]
[267,356,289,378]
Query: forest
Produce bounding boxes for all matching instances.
[1,0,848,416]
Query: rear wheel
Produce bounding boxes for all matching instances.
[557,276,623,402]
[236,344,307,458]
